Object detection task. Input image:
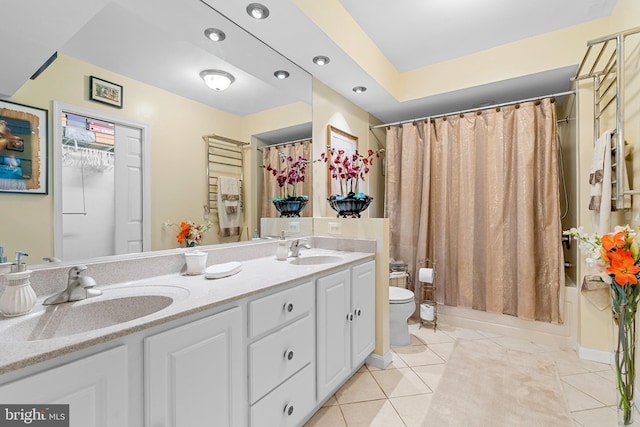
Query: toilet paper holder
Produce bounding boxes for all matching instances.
[418,258,437,331]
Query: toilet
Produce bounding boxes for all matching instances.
[389,286,415,346]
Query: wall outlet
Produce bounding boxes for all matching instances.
[288,221,300,233]
[328,222,341,235]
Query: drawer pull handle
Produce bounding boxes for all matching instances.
[347,312,353,321]
[356,308,362,316]
[284,403,294,416]
[284,349,294,361]
[284,302,294,313]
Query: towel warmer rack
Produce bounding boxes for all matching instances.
[574,26,640,208]
[202,134,249,214]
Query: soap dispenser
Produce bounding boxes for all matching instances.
[275,231,288,261]
[0,251,37,317]
[0,246,10,275]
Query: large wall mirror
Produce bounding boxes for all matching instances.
[2,0,312,266]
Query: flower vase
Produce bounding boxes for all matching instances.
[615,305,637,426]
[186,241,197,248]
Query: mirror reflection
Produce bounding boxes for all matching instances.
[2,0,312,266]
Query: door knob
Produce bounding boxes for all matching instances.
[284,302,294,312]
[284,349,294,361]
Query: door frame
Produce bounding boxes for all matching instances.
[52,101,151,259]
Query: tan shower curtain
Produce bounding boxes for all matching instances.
[386,98,564,323]
[261,141,313,218]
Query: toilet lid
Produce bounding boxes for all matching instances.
[389,286,414,304]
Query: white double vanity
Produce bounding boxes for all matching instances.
[0,237,377,427]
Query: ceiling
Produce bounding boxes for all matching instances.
[2,0,619,126]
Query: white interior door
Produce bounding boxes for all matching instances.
[53,101,150,261]
[114,124,143,254]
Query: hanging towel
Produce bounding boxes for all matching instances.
[612,140,632,211]
[217,176,240,237]
[589,130,613,234]
[219,176,240,214]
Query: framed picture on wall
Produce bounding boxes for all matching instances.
[326,125,358,196]
[0,100,48,194]
[89,76,123,108]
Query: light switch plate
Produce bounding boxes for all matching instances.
[328,222,341,235]
[288,221,300,233]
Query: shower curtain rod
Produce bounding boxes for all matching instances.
[371,90,576,129]
[256,137,312,151]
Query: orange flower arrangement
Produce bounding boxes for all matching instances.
[165,220,212,247]
[565,225,640,424]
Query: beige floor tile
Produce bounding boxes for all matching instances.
[304,405,347,427]
[436,325,486,340]
[322,395,338,407]
[389,394,434,427]
[562,372,617,405]
[367,351,408,371]
[561,382,609,412]
[370,367,432,398]
[423,342,456,361]
[357,364,368,373]
[394,344,445,367]
[408,324,455,345]
[340,399,405,427]
[570,406,619,427]
[335,371,386,404]
[411,364,446,391]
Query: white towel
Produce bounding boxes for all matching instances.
[219,176,240,214]
[217,176,240,237]
[590,130,612,234]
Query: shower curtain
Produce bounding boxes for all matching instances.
[261,141,313,218]
[386,98,564,323]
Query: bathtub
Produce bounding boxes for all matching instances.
[432,277,579,350]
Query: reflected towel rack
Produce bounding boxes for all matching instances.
[574,26,640,208]
[202,134,249,214]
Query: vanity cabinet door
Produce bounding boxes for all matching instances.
[316,269,351,400]
[145,306,243,427]
[351,260,376,369]
[0,345,129,427]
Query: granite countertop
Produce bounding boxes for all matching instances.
[0,249,373,375]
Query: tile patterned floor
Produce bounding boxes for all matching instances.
[304,321,640,427]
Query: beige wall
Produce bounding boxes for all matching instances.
[311,80,384,218]
[575,0,640,352]
[6,54,310,262]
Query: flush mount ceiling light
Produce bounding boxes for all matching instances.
[204,28,226,42]
[352,86,367,94]
[312,55,330,66]
[200,70,235,91]
[246,3,269,19]
[274,70,290,79]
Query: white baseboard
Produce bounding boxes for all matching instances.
[365,351,393,369]
[577,346,613,365]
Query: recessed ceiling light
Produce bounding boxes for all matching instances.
[313,55,330,66]
[246,3,269,19]
[352,86,367,94]
[200,70,235,91]
[274,70,290,80]
[204,28,226,42]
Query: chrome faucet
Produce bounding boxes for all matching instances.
[289,239,311,257]
[43,265,102,305]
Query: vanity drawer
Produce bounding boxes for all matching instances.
[250,363,315,427]
[248,314,314,403]
[248,280,313,338]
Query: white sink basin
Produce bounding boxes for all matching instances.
[0,285,189,342]
[288,255,344,266]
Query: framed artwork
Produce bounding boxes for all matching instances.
[0,100,48,194]
[326,125,358,196]
[89,76,123,108]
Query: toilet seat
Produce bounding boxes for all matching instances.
[389,286,414,304]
